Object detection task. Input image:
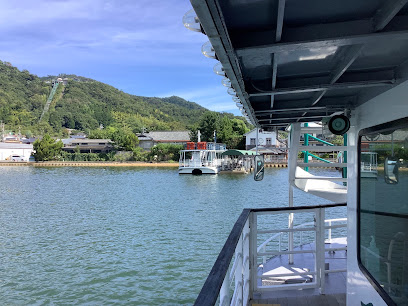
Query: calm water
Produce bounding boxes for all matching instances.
[0,166,345,305]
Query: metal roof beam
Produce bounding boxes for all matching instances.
[258,115,329,122]
[262,118,325,126]
[249,80,394,97]
[309,0,406,108]
[373,0,408,32]
[236,24,408,56]
[270,68,396,89]
[311,44,364,106]
[255,107,343,115]
[275,0,286,42]
[270,54,278,108]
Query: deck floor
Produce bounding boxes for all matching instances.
[251,238,347,306]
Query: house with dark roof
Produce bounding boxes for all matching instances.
[62,139,113,153]
[137,131,190,150]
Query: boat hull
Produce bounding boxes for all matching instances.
[178,166,219,174]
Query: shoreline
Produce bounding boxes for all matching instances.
[0,161,180,167]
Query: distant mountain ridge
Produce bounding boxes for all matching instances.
[0,61,233,136]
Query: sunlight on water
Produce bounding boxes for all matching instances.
[0,166,345,305]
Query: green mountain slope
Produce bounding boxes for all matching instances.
[0,62,223,135]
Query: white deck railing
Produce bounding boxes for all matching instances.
[194,203,347,306]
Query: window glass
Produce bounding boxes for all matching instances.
[359,125,408,304]
[266,138,272,145]
[250,138,256,145]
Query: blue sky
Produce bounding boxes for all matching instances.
[0,0,239,115]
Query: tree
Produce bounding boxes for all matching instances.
[33,134,63,161]
[149,144,183,161]
[110,128,139,151]
[196,111,220,141]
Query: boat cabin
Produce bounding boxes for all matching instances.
[185,0,408,305]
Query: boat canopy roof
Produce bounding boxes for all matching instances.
[190,0,408,130]
[221,150,256,156]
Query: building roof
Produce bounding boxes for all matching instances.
[70,139,112,143]
[244,128,276,136]
[137,134,153,141]
[0,143,33,149]
[61,139,112,146]
[146,131,190,142]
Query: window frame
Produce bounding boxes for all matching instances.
[357,116,408,306]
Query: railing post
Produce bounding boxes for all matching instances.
[288,185,294,264]
[288,212,294,264]
[220,266,230,306]
[249,211,258,298]
[328,220,332,243]
[279,232,282,253]
[243,220,250,306]
[262,246,266,264]
[315,207,326,294]
[234,235,243,305]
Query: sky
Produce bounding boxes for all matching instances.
[0,0,239,115]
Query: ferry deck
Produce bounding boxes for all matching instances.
[184,0,408,305]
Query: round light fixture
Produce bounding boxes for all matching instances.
[222,77,231,87]
[201,41,217,59]
[227,87,236,96]
[328,115,350,135]
[213,62,226,77]
[182,9,203,33]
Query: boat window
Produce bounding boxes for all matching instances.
[359,119,408,305]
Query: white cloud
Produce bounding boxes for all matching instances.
[0,0,239,115]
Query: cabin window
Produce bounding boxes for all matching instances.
[359,118,408,305]
[266,138,272,145]
[250,138,256,145]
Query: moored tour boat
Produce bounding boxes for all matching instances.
[178,141,226,174]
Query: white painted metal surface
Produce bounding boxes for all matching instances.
[178,149,222,174]
[347,80,408,306]
[288,124,347,203]
[294,167,347,202]
[219,219,250,306]
[218,206,346,305]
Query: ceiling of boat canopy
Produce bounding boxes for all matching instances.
[189,0,408,130]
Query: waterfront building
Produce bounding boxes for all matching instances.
[62,139,113,153]
[244,129,282,150]
[137,130,190,151]
[0,142,33,161]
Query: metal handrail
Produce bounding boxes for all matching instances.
[195,209,251,306]
[194,203,346,306]
[257,217,347,262]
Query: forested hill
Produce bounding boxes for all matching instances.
[0,61,226,136]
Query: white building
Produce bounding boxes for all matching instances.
[244,129,280,150]
[0,143,33,161]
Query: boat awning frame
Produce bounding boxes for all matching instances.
[190,0,408,130]
[221,150,256,156]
